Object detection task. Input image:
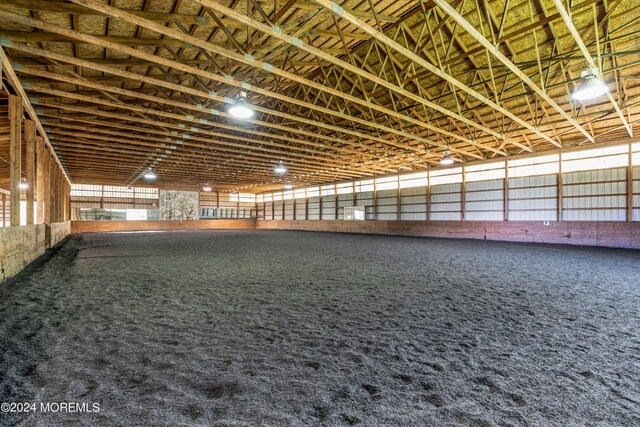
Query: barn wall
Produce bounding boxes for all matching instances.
[0,224,46,282]
[256,220,640,249]
[71,220,256,233]
[50,221,71,247]
[0,221,71,283]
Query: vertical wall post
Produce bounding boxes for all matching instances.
[24,120,35,225]
[281,191,285,220]
[426,170,431,221]
[2,193,6,227]
[9,95,22,226]
[352,181,356,208]
[292,194,296,220]
[558,152,563,222]
[372,178,376,220]
[305,188,309,220]
[334,183,338,219]
[36,136,44,223]
[396,175,401,220]
[628,141,633,222]
[504,160,509,221]
[43,151,51,224]
[461,164,466,221]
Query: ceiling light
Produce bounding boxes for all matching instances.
[572,69,608,101]
[143,170,156,180]
[202,184,212,192]
[284,183,293,190]
[440,150,454,166]
[19,178,28,190]
[228,92,253,119]
[274,160,287,174]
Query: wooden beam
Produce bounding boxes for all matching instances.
[43,150,50,224]
[9,94,22,227]
[24,120,35,224]
[0,47,70,183]
[36,136,44,223]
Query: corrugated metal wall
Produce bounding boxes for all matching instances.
[508,175,557,221]
[256,143,640,223]
[430,183,462,221]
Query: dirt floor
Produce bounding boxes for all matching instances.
[1,230,639,426]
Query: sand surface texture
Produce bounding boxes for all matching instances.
[1,230,639,426]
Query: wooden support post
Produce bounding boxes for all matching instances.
[334,183,338,219]
[504,160,509,221]
[43,152,51,224]
[292,196,296,220]
[237,195,241,219]
[9,95,22,227]
[305,188,309,220]
[396,175,401,221]
[24,120,35,225]
[461,164,466,221]
[281,192,285,220]
[351,181,358,206]
[426,170,431,221]
[558,153,563,222]
[2,194,6,227]
[36,136,44,223]
[628,142,633,223]
[372,178,377,220]
[50,160,57,223]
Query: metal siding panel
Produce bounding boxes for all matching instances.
[509,210,556,221]
[431,183,461,194]
[431,212,462,220]
[402,186,427,196]
[466,211,503,221]
[401,212,427,220]
[466,179,504,192]
[401,195,427,205]
[465,190,504,201]
[430,202,461,212]
[401,204,427,213]
[431,193,461,203]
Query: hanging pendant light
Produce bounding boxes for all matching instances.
[202,183,212,192]
[284,183,293,190]
[572,68,608,101]
[143,170,156,180]
[274,160,287,174]
[19,178,28,190]
[440,150,454,166]
[228,91,254,119]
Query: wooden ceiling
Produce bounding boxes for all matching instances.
[0,0,638,192]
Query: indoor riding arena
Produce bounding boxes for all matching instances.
[0,0,639,426]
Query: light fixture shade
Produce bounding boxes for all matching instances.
[202,184,212,192]
[143,170,156,179]
[19,179,28,190]
[274,161,287,174]
[572,70,608,101]
[284,183,293,189]
[228,98,254,119]
[440,151,454,165]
